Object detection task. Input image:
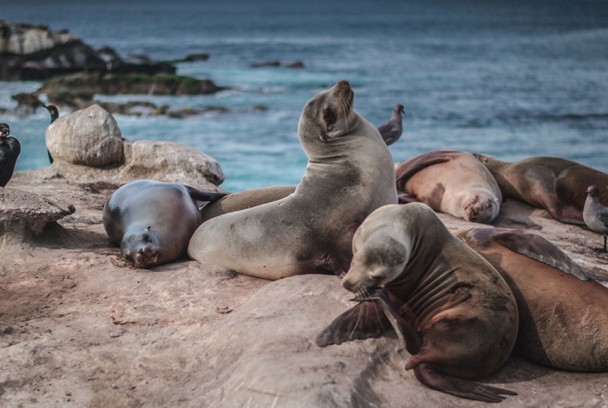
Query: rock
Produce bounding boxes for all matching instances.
[10,93,44,117]
[118,140,225,187]
[45,104,124,167]
[0,187,75,242]
[166,106,230,118]
[32,139,225,192]
[38,72,226,96]
[0,20,176,81]
[286,60,305,68]
[251,60,281,68]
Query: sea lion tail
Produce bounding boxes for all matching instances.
[184,186,227,205]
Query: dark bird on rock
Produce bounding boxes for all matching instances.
[377,104,404,146]
[583,185,608,252]
[0,123,22,187]
[43,104,58,163]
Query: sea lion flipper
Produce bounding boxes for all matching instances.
[316,301,389,347]
[184,185,227,204]
[395,150,458,186]
[413,363,516,403]
[492,229,590,281]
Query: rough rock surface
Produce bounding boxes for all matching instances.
[0,20,78,55]
[45,104,124,167]
[0,169,607,407]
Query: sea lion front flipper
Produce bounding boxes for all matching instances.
[184,185,227,205]
[413,363,516,403]
[395,150,459,188]
[491,229,591,281]
[316,301,390,347]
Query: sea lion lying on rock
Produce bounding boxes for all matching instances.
[103,179,225,268]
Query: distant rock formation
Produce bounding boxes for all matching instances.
[45,104,124,167]
[0,20,175,81]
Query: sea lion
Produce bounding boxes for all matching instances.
[583,185,608,252]
[456,227,608,372]
[200,185,296,222]
[377,103,404,146]
[396,150,502,223]
[0,123,21,188]
[188,80,398,280]
[317,203,518,402]
[103,179,225,268]
[474,154,608,224]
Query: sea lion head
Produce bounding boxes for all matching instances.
[342,234,409,293]
[0,123,10,140]
[298,80,358,147]
[462,192,501,223]
[121,226,162,268]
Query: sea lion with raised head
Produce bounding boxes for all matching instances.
[103,179,225,268]
[456,227,608,372]
[188,80,398,280]
[317,203,518,402]
[474,154,608,225]
[396,150,502,223]
[0,123,21,188]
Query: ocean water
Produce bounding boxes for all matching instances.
[2,0,608,192]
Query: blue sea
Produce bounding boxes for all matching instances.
[2,0,608,192]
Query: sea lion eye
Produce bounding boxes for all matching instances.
[323,108,336,127]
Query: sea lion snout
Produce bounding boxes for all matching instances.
[133,244,161,268]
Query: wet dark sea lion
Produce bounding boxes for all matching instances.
[456,227,608,372]
[396,150,502,223]
[318,203,518,402]
[474,154,608,224]
[188,80,398,280]
[103,179,225,268]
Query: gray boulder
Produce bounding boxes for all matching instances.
[45,104,124,167]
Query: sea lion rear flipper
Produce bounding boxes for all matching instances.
[395,150,459,188]
[316,301,390,347]
[413,363,516,403]
[184,185,227,205]
[492,229,590,281]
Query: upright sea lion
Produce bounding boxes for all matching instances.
[474,154,608,224]
[377,103,404,146]
[583,185,608,252]
[396,150,502,223]
[188,80,398,280]
[0,123,21,188]
[317,203,518,402]
[456,227,608,372]
[103,179,225,268]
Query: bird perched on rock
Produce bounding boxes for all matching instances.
[377,104,404,146]
[43,104,59,163]
[583,185,608,252]
[0,123,21,187]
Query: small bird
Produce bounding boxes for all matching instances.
[377,104,404,146]
[0,123,22,187]
[583,185,608,252]
[43,104,59,163]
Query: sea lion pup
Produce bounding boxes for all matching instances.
[377,103,404,146]
[103,179,225,268]
[0,123,21,188]
[456,227,608,372]
[474,154,608,225]
[395,150,502,223]
[317,203,518,402]
[188,80,398,280]
[583,185,608,252]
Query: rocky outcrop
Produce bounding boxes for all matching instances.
[0,187,75,243]
[0,20,175,81]
[38,72,225,96]
[45,104,124,167]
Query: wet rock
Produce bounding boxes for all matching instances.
[45,104,124,167]
[39,72,225,96]
[251,60,281,68]
[286,60,305,68]
[11,93,44,117]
